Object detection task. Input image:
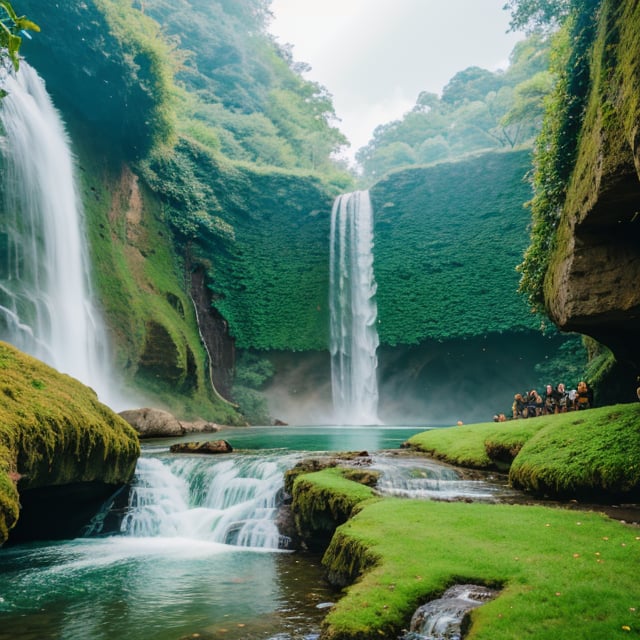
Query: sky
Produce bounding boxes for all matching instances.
[268,0,526,162]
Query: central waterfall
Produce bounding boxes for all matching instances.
[0,63,120,407]
[329,190,380,425]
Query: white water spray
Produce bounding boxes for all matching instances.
[0,63,121,407]
[329,190,380,425]
[121,454,296,550]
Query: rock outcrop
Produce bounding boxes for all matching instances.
[119,407,185,438]
[545,0,640,385]
[0,342,140,544]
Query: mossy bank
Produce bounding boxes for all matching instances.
[407,403,640,500]
[0,341,140,544]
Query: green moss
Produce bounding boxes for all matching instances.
[407,404,640,499]
[0,341,140,544]
[370,150,538,345]
[405,422,537,469]
[75,134,242,422]
[291,468,378,550]
[319,498,640,640]
[510,403,640,497]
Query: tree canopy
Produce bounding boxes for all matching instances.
[356,33,552,182]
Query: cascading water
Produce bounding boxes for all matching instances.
[113,453,298,550]
[329,190,380,425]
[0,62,119,407]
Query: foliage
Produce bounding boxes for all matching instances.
[0,341,140,544]
[77,137,242,423]
[517,0,603,311]
[133,0,349,174]
[231,351,275,424]
[0,0,39,73]
[503,0,572,33]
[142,138,343,351]
[15,0,178,158]
[356,34,552,182]
[320,496,640,640]
[370,150,538,345]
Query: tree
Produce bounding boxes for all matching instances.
[503,0,571,33]
[0,1,39,72]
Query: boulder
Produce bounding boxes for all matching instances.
[118,407,185,438]
[169,440,233,454]
[180,419,220,433]
[0,341,140,544]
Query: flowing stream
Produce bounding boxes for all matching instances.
[0,62,121,407]
[329,191,380,425]
[0,426,512,640]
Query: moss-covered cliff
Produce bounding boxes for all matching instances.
[544,0,640,381]
[0,341,140,544]
[371,150,537,344]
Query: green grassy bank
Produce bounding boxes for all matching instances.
[321,497,639,640]
[407,403,640,499]
[288,404,640,638]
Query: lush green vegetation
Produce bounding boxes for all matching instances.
[0,341,140,544]
[320,497,640,640]
[356,34,552,182]
[516,0,603,311]
[370,150,537,345]
[141,139,344,350]
[407,403,640,498]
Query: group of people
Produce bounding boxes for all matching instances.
[491,381,594,422]
[508,381,593,420]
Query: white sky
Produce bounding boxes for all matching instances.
[268,0,526,162]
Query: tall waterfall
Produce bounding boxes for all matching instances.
[0,63,119,407]
[329,190,380,425]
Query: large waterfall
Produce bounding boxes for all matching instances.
[329,190,380,425]
[0,63,119,407]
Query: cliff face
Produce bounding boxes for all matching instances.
[545,0,640,375]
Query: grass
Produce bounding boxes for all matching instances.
[320,498,640,640]
[407,404,640,498]
[406,419,547,469]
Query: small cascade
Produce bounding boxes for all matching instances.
[372,455,509,501]
[329,190,380,425]
[0,63,120,407]
[401,584,499,640]
[120,454,297,550]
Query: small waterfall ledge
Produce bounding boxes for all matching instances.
[329,190,380,425]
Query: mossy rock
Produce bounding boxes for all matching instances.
[290,467,378,552]
[0,341,140,544]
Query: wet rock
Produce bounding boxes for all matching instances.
[169,440,233,454]
[119,407,185,438]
